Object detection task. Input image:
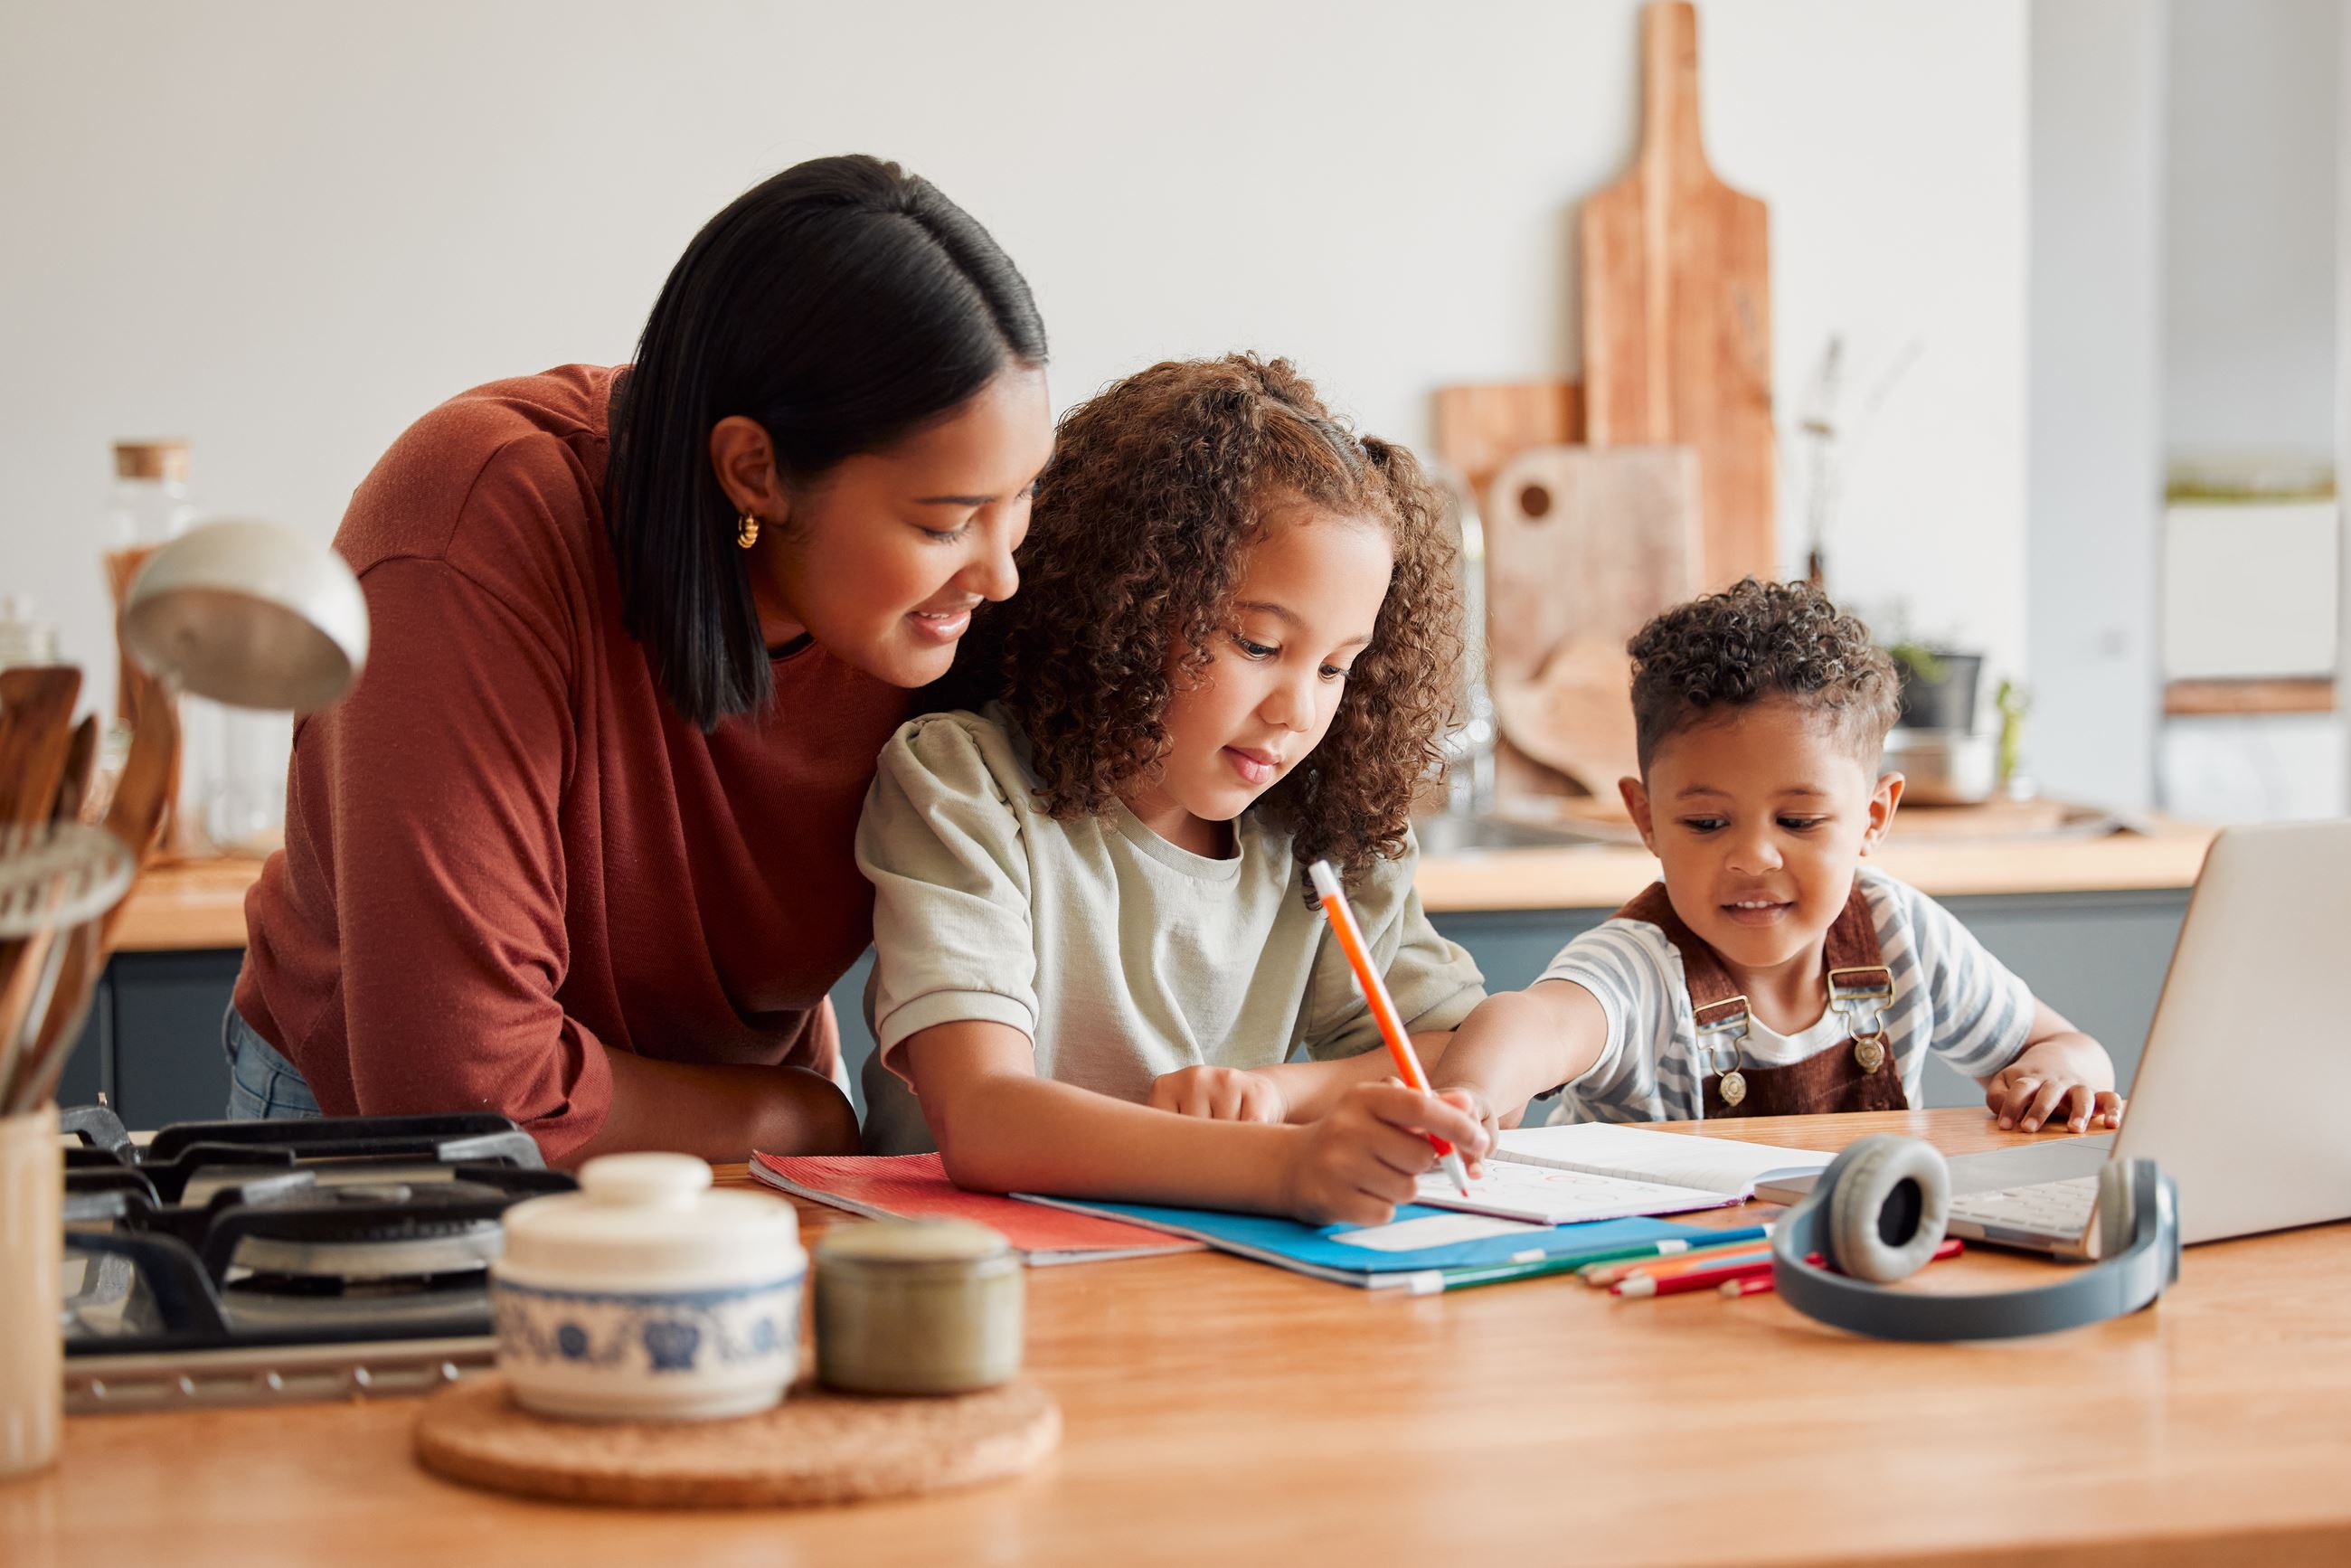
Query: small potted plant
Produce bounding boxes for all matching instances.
[1884,640,1984,732]
[1873,613,1997,805]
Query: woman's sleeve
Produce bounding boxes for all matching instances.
[1300,840,1487,1062]
[300,543,614,1161]
[854,715,1041,1082]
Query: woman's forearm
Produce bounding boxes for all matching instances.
[562,1048,861,1168]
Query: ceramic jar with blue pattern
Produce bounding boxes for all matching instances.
[492,1153,805,1421]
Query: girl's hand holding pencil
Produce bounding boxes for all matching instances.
[1276,1082,1494,1227]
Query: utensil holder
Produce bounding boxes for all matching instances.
[0,1106,61,1478]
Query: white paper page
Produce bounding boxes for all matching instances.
[1327,1213,1549,1252]
[1411,1160,1737,1224]
[1495,1122,1832,1196]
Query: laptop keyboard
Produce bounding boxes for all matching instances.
[1948,1176,2100,1236]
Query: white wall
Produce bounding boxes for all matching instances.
[2025,0,2167,808]
[2166,0,2340,461]
[0,0,2028,719]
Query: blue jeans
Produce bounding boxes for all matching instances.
[222,1006,322,1120]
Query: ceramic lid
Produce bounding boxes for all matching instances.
[498,1153,802,1290]
[816,1218,1013,1266]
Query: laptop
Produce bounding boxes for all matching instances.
[1756,820,2351,1259]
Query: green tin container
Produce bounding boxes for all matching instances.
[812,1219,1023,1395]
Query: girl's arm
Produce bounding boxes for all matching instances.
[902,1019,1493,1226]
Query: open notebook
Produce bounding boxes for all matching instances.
[1412,1122,1836,1224]
[751,1152,1201,1265]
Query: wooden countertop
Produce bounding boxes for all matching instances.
[11,1108,2347,1566]
[111,817,2216,952]
[1415,815,2216,913]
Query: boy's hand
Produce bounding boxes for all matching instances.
[1985,1037,2123,1133]
[1277,1082,1495,1228]
[1430,1080,1507,1150]
[1148,1065,1287,1125]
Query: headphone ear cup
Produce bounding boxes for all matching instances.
[1823,1136,1951,1284]
[2093,1157,2135,1260]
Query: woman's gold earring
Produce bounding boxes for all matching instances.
[735,512,760,550]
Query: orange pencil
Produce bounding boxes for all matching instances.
[1308,859,1470,1195]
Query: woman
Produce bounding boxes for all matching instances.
[225,155,1053,1164]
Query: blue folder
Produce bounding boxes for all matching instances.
[1017,1195,1716,1288]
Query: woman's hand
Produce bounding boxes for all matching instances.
[1984,1034,2123,1133]
[1148,1065,1288,1124]
[1274,1082,1493,1227]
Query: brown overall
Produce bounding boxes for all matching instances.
[1614,883,1909,1119]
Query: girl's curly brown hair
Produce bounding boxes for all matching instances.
[1627,577,1901,773]
[942,353,1461,879]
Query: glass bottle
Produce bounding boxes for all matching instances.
[0,595,61,673]
[102,442,291,858]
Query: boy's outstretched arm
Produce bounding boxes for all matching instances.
[1978,999,2124,1133]
[901,1019,1492,1226]
[1428,980,1613,1129]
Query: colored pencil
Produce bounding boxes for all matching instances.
[1397,1229,1775,1297]
[1577,1226,1777,1286]
[1402,1254,1602,1295]
[1717,1238,1965,1299]
[1614,1254,1777,1298]
[1591,1244,1776,1289]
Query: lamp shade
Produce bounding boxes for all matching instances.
[121,520,369,712]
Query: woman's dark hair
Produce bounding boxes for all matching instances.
[606,154,1046,728]
[946,354,1462,880]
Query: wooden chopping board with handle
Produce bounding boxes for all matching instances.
[1485,445,1701,796]
[1581,0,1775,589]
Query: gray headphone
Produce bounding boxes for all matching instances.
[1768,1136,2179,1341]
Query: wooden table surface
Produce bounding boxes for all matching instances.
[9,1108,2347,1567]
[112,819,2216,951]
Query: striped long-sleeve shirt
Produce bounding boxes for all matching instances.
[1537,866,2035,1122]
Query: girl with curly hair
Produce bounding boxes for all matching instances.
[854,354,1493,1225]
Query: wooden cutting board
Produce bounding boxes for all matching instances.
[1432,382,1584,512]
[1484,446,1701,795]
[1581,0,1775,589]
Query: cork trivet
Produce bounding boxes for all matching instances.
[413,1374,1059,1508]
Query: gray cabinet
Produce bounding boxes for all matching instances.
[57,950,244,1125]
[78,888,2186,1129]
[1426,891,2187,1109]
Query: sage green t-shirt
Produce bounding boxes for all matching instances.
[854,704,1487,1155]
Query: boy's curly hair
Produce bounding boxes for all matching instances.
[944,353,1461,877]
[1628,578,1900,773]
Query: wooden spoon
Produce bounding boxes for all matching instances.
[0,668,83,1091]
[0,667,82,827]
[52,715,99,826]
